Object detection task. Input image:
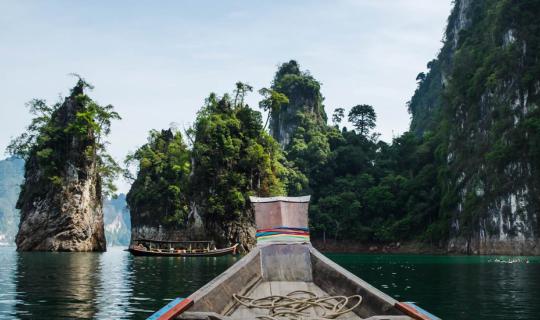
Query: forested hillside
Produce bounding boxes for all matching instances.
[407,0,540,254]
[126,0,540,254]
[270,61,442,245]
[274,0,540,254]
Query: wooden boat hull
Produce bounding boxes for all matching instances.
[150,196,439,320]
[128,244,238,257]
[150,243,439,320]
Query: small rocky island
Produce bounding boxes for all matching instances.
[10,79,120,251]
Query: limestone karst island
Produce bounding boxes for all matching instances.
[0,1,539,319]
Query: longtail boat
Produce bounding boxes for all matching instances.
[129,239,238,257]
[149,196,440,320]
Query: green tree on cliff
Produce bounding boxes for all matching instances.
[348,104,376,137]
[332,108,345,127]
[7,76,121,198]
[190,91,290,226]
[258,87,289,130]
[125,128,191,226]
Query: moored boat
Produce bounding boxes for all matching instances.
[149,196,440,320]
[129,239,238,257]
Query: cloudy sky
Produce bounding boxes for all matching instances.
[0,0,452,192]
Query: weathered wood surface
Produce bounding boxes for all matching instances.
[310,246,407,319]
[229,281,272,318]
[228,281,361,319]
[260,244,312,281]
[176,245,415,320]
[188,248,261,314]
[251,196,310,230]
[172,193,421,320]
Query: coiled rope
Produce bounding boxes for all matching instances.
[232,290,362,320]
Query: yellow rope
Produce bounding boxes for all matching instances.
[233,290,362,320]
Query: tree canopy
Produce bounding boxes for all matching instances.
[348,104,376,137]
[126,128,191,226]
[7,77,121,199]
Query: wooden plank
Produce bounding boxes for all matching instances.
[307,282,362,319]
[251,196,310,231]
[188,248,261,314]
[268,281,317,317]
[230,281,272,318]
[260,244,312,281]
[310,246,406,318]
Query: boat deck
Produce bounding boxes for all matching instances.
[229,281,361,319]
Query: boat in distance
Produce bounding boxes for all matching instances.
[149,196,440,320]
[129,239,238,257]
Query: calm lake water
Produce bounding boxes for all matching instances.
[0,247,539,319]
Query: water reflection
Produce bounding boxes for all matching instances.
[0,247,238,320]
[95,249,134,319]
[1,247,539,320]
[15,251,100,319]
[0,248,17,318]
[128,254,240,319]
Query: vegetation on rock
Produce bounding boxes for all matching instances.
[126,129,191,229]
[127,86,304,247]
[8,77,122,201]
[7,77,121,251]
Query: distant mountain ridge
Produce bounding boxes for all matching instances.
[0,157,24,245]
[103,194,131,246]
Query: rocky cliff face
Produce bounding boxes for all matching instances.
[270,60,327,147]
[126,129,192,244]
[410,0,540,254]
[128,95,289,252]
[408,0,472,135]
[15,84,106,251]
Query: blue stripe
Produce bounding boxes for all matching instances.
[147,297,184,320]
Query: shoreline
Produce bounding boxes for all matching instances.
[312,240,447,255]
[311,240,540,256]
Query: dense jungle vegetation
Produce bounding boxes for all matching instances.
[126,60,443,244]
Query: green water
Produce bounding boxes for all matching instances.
[0,247,539,319]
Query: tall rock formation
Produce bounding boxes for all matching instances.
[14,81,116,251]
[269,60,327,147]
[409,0,540,254]
[127,95,293,252]
[126,129,192,243]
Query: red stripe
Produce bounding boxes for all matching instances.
[395,302,432,320]
[157,298,193,320]
[257,231,309,235]
[257,229,310,234]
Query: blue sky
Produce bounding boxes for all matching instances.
[0,0,452,192]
